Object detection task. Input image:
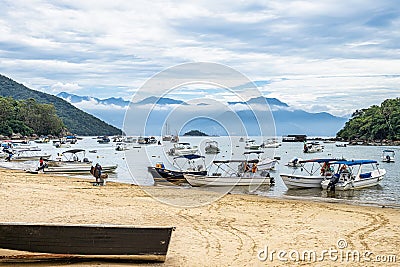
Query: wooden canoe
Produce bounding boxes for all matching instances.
[0,222,174,262]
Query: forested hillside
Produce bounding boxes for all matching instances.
[337,98,400,141]
[0,75,122,136]
[0,97,64,136]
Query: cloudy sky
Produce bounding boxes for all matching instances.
[1,0,399,116]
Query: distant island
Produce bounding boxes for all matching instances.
[337,97,400,145]
[183,130,209,136]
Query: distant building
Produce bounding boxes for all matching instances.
[282,135,307,142]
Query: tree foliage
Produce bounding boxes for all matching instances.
[0,74,122,136]
[0,97,64,136]
[337,98,400,141]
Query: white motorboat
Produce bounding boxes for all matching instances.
[260,138,281,148]
[115,142,129,151]
[168,142,198,156]
[44,163,117,174]
[285,157,304,168]
[280,158,339,189]
[381,149,395,163]
[9,150,51,161]
[244,140,260,150]
[303,142,323,153]
[321,160,386,191]
[40,149,117,174]
[243,151,278,170]
[184,159,274,187]
[204,141,220,154]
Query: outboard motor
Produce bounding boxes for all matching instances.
[327,174,340,191]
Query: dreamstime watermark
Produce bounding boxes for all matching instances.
[257,239,397,263]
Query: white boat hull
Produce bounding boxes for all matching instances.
[44,164,118,174]
[321,169,386,191]
[184,173,273,187]
[280,174,327,189]
[257,159,278,171]
[11,154,51,161]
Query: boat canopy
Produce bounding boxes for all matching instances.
[331,160,377,166]
[213,159,259,164]
[383,150,395,153]
[243,151,264,155]
[62,149,86,154]
[174,154,205,160]
[299,158,341,164]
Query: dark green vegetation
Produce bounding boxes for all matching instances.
[0,75,122,136]
[183,130,208,136]
[337,98,400,141]
[0,97,64,136]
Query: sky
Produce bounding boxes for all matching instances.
[0,0,400,117]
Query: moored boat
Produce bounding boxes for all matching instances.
[321,160,386,191]
[381,149,395,163]
[243,150,278,170]
[184,159,274,187]
[9,150,51,161]
[148,154,207,184]
[280,158,339,189]
[303,141,324,153]
[204,141,220,154]
[0,222,174,262]
[168,142,198,156]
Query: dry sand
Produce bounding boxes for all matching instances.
[0,168,399,266]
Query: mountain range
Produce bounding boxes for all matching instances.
[57,92,347,136]
[0,75,121,136]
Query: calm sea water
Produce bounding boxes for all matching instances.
[2,136,399,208]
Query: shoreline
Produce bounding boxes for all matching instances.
[2,164,399,210]
[1,168,400,266]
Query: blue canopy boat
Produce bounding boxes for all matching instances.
[321,160,386,191]
[280,158,341,189]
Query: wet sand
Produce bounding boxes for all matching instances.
[0,168,399,266]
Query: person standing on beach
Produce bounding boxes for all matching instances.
[93,163,104,186]
[36,157,47,171]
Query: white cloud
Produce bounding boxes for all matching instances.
[0,0,399,115]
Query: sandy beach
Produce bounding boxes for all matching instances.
[1,168,399,266]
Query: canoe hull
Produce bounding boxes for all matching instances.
[0,223,174,261]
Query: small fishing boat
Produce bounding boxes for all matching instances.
[336,143,347,147]
[184,159,274,187]
[204,141,220,154]
[260,138,281,148]
[116,142,129,151]
[321,160,386,191]
[9,150,51,161]
[280,158,339,189]
[97,136,111,144]
[42,149,117,174]
[303,142,323,153]
[244,140,260,150]
[0,222,174,262]
[243,151,278,170]
[148,154,207,185]
[285,157,304,168]
[168,142,198,156]
[381,149,395,163]
[44,164,118,174]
